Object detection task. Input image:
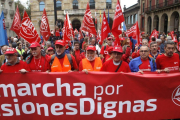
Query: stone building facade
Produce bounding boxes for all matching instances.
[123,1,140,30]
[0,0,15,37]
[144,0,180,34]
[30,0,118,35]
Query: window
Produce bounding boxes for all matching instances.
[142,17,144,28]
[143,3,145,12]
[156,0,159,8]
[56,1,62,10]
[128,16,130,24]
[39,1,45,11]
[131,15,133,24]
[134,14,137,22]
[73,0,78,9]
[89,0,95,9]
[106,0,112,9]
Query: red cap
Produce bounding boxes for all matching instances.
[119,37,125,41]
[47,47,54,51]
[141,32,145,35]
[107,37,113,41]
[5,47,17,55]
[86,45,96,51]
[30,42,41,48]
[55,40,65,46]
[108,46,113,54]
[112,46,123,53]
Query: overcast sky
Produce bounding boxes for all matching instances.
[15,0,138,10]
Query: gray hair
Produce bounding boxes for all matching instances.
[142,39,148,43]
[156,39,162,42]
[46,41,51,45]
[164,40,175,48]
[150,42,157,47]
[166,36,172,40]
[140,45,150,51]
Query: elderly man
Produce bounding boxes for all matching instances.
[79,45,102,73]
[0,47,28,73]
[132,39,149,59]
[100,37,114,62]
[51,40,78,72]
[0,45,8,67]
[100,46,131,72]
[129,45,157,73]
[149,42,161,59]
[156,40,180,73]
[26,42,51,72]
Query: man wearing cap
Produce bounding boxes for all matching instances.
[26,42,51,72]
[100,46,131,72]
[79,45,102,73]
[0,47,28,73]
[129,45,157,74]
[100,37,113,63]
[50,40,78,72]
[47,47,55,57]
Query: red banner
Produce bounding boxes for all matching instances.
[0,72,180,120]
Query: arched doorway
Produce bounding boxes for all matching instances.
[147,16,152,34]
[57,19,64,29]
[170,11,179,31]
[153,15,159,31]
[72,19,81,30]
[161,14,168,34]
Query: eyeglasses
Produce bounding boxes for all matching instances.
[140,50,149,53]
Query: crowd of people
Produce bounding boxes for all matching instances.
[0,29,180,75]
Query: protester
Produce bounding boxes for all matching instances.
[90,37,101,54]
[0,47,28,73]
[129,45,157,73]
[47,47,55,57]
[132,39,149,58]
[16,42,25,56]
[50,40,78,72]
[156,40,180,73]
[0,45,8,67]
[100,46,131,72]
[26,42,51,72]
[160,35,166,53]
[79,45,102,73]
[149,42,161,59]
[72,41,85,65]
[100,37,113,62]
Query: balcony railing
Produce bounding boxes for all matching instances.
[145,0,180,13]
[1,8,8,15]
[64,9,85,15]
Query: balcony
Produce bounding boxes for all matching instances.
[5,22,9,28]
[0,0,5,3]
[64,9,85,15]
[9,10,14,16]
[1,8,8,15]
[145,0,180,14]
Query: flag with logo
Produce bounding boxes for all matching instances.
[111,0,124,38]
[63,12,72,44]
[149,29,158,40]
[10,6,21,36]
[100,11,110,45]
[40,8,51,41]
[19,11,40,43]
[81,2,96,35]
[0,12,8,46]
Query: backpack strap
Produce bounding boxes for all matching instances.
[66,54,74,70]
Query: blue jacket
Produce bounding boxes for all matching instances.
[129,56,157,72]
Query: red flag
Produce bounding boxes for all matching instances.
[150,29,158,40]
[111,0,124,38]
[170,31,179,50]
[10,6,21,36]
[74,28,78,33]
[78,28,84,41]
[19,11,40,43]
[63,13,72,45]
[40,9,50,41]
[134,22,141,45]
[100,11,110,45]
[81,2,97,35]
